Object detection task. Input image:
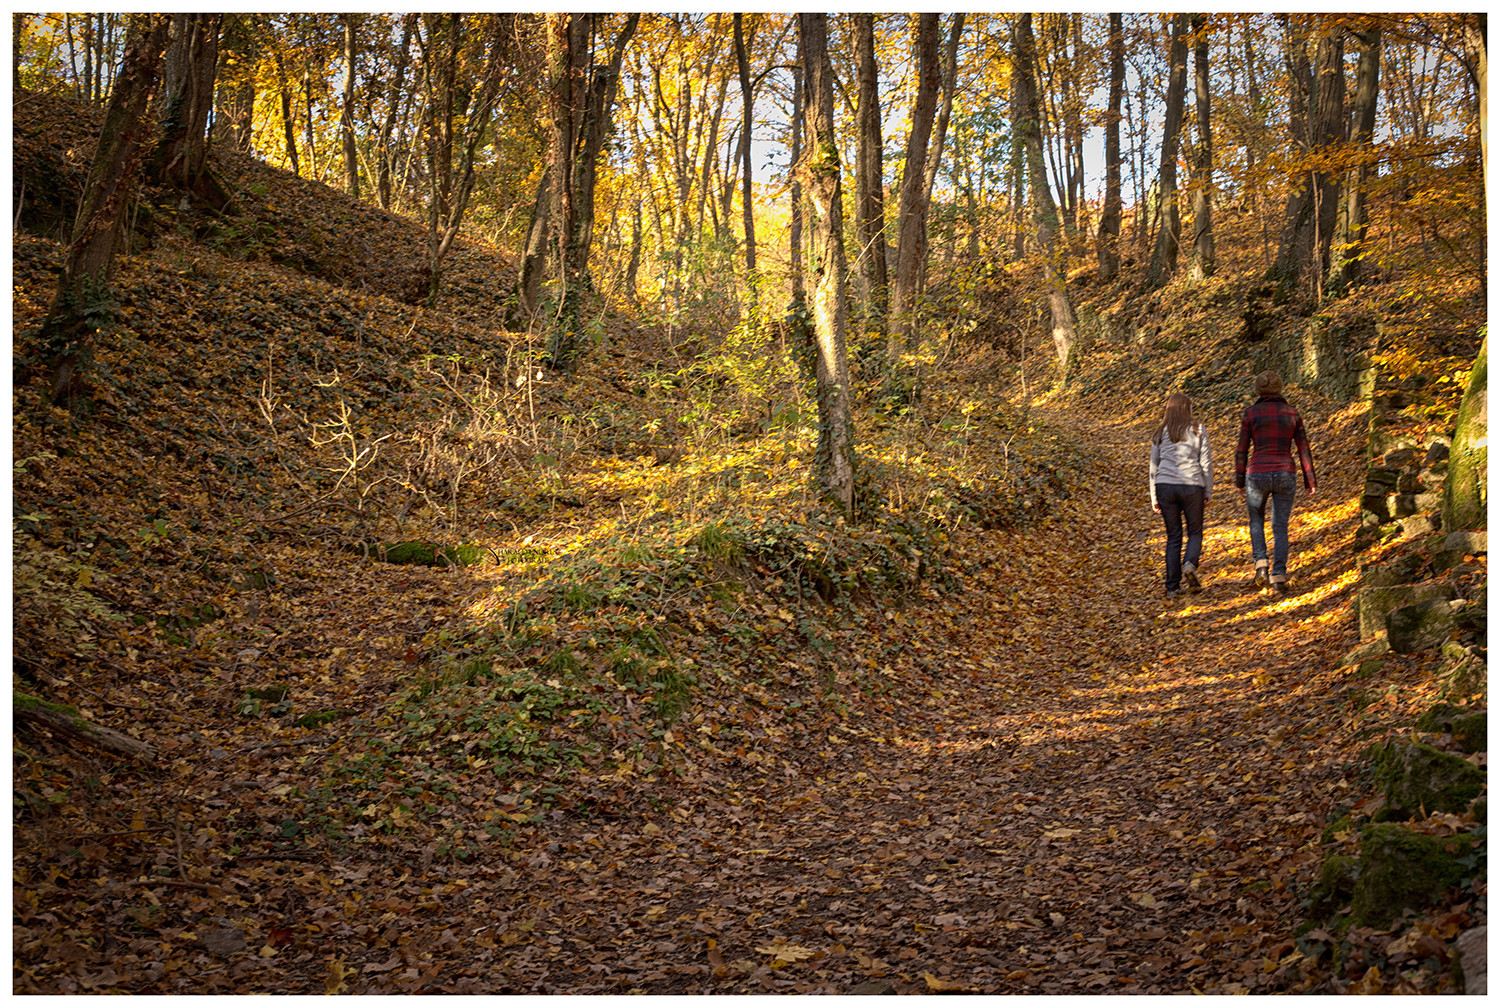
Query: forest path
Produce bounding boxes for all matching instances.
[462,398,1367,995]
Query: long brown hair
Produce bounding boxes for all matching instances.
[1155,392,1197,444]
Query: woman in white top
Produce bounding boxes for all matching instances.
[1149,392,1213,597]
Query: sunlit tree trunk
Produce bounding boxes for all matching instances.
[1147,14,1189,290]
[545,12,586,368]
[1188,13,1216,282]
[37,14,171,408]
[274,50,299,177]
[797,12,857,518]
[733,13,758,299]
[1328,28,1380,296]
[1097,13,1124,280]
[341,14,359,199]
[852,12,888,317]
[1015,13,1079,385]
[888,13,940,359]
[575,14,639,282]
[789,60,806,307]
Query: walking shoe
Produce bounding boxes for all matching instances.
[1165,588,1181,598]
[1273,580,1290,596]
[1183,564,1202,593]
[1253,563,1270,588]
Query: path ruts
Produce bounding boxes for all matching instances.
[434,400,1365,994]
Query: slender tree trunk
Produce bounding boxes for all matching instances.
[918,13,964,296]
[1015,14,1079,385]
[1329,28,1380,296]
[575,14,639,280]
[1462,15,1487,177]
[274,51,299,177]
[734,13,757,299]
[376,14,415,210]
[1097,13,1125,280]
[789,60,806,307]
[797,12,857,518]
[1188,13,1216,281]
[341,14,359,199]
[1147,14,1190,290]
[852,13,888,316]
[888,13,940,357]
[37,14,171,408]
[13,13,25,90]
[546,13,585,369]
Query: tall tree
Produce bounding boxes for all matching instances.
[1015,13,1080,383]
[733,13,757,296]
[851,13,888,316]
[797,13,857,517]
[1188,13,1216,281]
[574,14,640,281]
[214,14,259,154]
[888,13,941,358]
[340,14,359,199]
[1097,13,1125,280]
[375,14,416,211]
[1268,19,1345,298]
[150,13,222,200]
[36,14,172,407]
[544,13,587,367]
[1147,14,1189,290]
[788,58,806,307]
[1328,27,1380,296]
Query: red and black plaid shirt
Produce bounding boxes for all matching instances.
[1234,395,1316,489]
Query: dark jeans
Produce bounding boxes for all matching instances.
[1156,483,1205,592]
[1245,471,1297,579]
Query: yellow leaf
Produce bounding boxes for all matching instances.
[1131,892,1159,908]
[325,957,349,995]
[924,972,967,991]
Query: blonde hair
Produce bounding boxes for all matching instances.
[1155,392,1197,444]
[1254,370,1283,397]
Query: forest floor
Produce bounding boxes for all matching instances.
[18,380,1469,994]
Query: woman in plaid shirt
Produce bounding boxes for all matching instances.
[1234,370,1317,594]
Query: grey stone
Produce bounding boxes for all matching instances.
[1444,530,1487,554]
[1429,549,1465,575]
[1413,492,1443,512]
[1350,824,1480,929]
[1400,513,1442,538]
[1339,633,1391,667]
[1362,493,1396,523]
[1454,926,1486,995]
[1373,741,1486,818]
[1387,597,1459,653]
[1397,471,1421,494]
[1363,553,1424,588]
[1382,448,1419,468]
[1425,442,1451,464]
[1415,703,1487,754]
[1358,583,1455,639]
[1366,466,1402,488]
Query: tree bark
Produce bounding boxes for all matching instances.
[888,13,941,357]
[274,50,300,177]
[788,59,806,308]
[545,13,586,369]
[797,13,858,518]
[15,694,157,761]
[922,14,965,205]
[1328,28,1380,296]
[1188,13,1216,282]
[341,14,359,199]
[1015,13,1079,385]
[1097,13,1125,280]
[1147,14,1189,290]
[734,13,758,298]
[852,13,888,317]
[575,13,639,283]
[376,14,415,210]
[38,14,171,408]
[151,13,222,196]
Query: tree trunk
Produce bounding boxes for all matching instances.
[1328,28,1380,296]
[734,13,757,298]
[376,14,415,210]
[1462,15,1487,177]
[14,13,25,90]
[274,50,300,177]
[1015,13,1079,385]
[1147,14,1189,290]
[341,14,359,199]
[151,13,222,196]
[797,12,858,518]
[852,12,888,317]
[546,13,585,369]
[214,14,258,154]
[1097,12,1124,280]
[1188,13,1216,282]
[15,694,157,761]
[788,59,806,307]
[918,13,964,296]
[575,14,639,282]
[38,14,171,408]
[1268,20,1344,299]
[888,13,941,357]
[1444,335,1488,531]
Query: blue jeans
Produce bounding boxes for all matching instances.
[1156,483,1205,592]
[1245,472,1297,579]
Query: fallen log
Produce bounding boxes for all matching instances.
[14,692,156,761]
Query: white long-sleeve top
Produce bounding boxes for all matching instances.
[1149,423,1213,508]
